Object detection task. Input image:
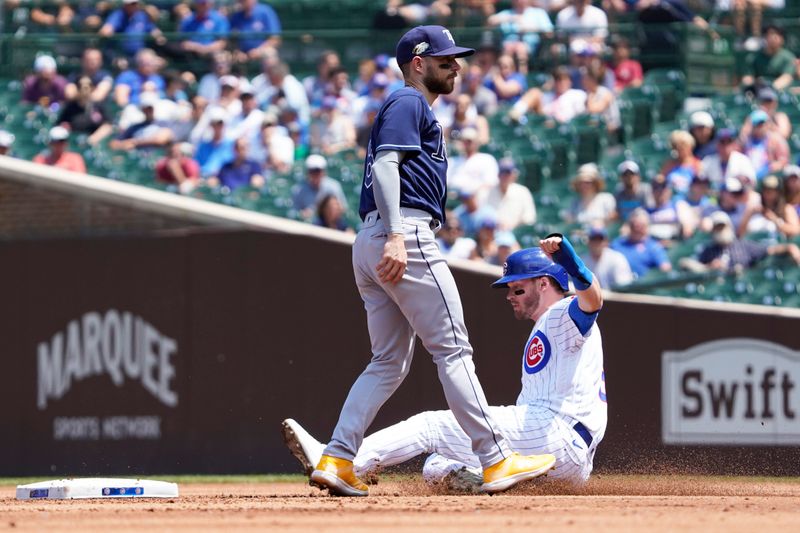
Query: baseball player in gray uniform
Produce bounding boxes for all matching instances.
[283,235,606,492]
[301,26,556,496]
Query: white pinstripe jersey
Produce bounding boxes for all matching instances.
[516,297,607,436]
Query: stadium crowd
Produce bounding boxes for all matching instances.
[3,0,800,288]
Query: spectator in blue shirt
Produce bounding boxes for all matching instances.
[99,0,165,58]
[614,160,654,223]
[487,0,553,74]
[452,186,497,240]
[196,108,235,178]
[114,48,165,107]
[213,137,266,190]
[292,154,348,222]
[483,53,527,104]
[611,208,672,278]
[179,0,230,58]
[229,0,282,62]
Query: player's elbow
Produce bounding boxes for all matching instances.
[577,278,603,313]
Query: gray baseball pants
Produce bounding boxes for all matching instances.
[323,208,511,468]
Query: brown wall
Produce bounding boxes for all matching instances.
[0,178,205,239]
[1,230,798,476]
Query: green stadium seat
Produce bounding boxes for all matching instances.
[530,125,574,181]
[619,86,659,142]
[569,114,607,166]
[643,69,686,122]
[513,225,540,248]
[651,121,681,144]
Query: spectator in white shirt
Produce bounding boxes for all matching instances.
[509,66,586,124]
[488,0,554,74]
[249,112,295,174]
[225,83,264,142]
[196,51,236,103]
[583,61,620,133]
[252,59,310,126]
[189,79,243,144]
[564,163,617,225]
[486,158,537,230]
[556,0,609,47]
[310,96,357,155]
[582,227,634,289]
[447,127,499,203]
[700,128,757,189]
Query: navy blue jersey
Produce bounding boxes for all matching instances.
[359,87,448,222]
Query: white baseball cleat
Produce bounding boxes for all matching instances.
[423,454,482,494]
[281,418,324,476]
[439,467,483,494]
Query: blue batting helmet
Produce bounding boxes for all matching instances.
[492,247,569,291]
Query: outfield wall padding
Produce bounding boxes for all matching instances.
[1,230,798,476]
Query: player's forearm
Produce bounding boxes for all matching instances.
[372,149,404,234]
[546,233,602,312]
[576,276,603,313]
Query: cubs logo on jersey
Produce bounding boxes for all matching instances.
[523,331,551,374]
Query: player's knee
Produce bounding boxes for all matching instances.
[367,351,411,375]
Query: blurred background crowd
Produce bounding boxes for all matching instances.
[2,0,800,305]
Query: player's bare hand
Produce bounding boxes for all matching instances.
[377,233,407,284]
[539,236,562,259]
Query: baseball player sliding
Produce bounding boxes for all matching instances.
[284,236,607,492]
[299,25,556,497]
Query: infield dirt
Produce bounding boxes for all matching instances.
[2,475,799,532]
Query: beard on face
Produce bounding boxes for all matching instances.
[422,67,455,95]
[512,281,541,320]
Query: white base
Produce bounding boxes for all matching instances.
[16,478,179,500]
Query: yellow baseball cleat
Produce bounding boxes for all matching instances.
[310,455,369,497]
[481,452,556,494]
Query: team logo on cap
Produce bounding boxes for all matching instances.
[523,331,551,374]
[413,42,430,55]
[502,262,508,276]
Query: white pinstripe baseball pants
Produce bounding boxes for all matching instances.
[353,404,596,484]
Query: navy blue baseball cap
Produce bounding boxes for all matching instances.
[588,227,608,240]
[396,25,475,66]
